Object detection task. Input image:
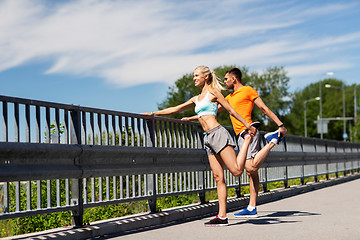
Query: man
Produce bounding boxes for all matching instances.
[220,67,287,217]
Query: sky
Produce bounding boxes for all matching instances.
[1,0,360,114]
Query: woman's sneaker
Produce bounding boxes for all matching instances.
[204,216,229,227]
[264,130,282,144]
[234,207,258,218]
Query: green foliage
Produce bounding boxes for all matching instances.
[285,80,359,141]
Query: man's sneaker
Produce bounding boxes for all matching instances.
[234,207,258,218]
[239,129,250,139]
[240,121,261,139]
[204,216,229,226]
[264,130,282,144]
[251,121,261,129]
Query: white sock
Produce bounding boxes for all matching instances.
[218,215,227,220]
[247,205,255,211]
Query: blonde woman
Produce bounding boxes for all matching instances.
[143,66,258,226]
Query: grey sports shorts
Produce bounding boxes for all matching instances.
[237,130,261,160]
[203,125,236,155]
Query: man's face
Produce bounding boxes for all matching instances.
[224,73,234,90]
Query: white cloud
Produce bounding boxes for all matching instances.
[0,0,359,89]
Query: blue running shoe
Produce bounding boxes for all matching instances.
[264,130,282,144]
[234,207,258,218]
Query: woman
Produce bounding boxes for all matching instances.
[143,66,257,226]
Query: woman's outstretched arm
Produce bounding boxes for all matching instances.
[212,90,257,136]
[143,97,196,116]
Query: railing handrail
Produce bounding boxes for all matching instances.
[0,94,359,229]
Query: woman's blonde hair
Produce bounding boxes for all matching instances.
[195,65,225,91]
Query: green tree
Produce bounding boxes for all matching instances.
[247,66,291,131]
[285,79,357,141]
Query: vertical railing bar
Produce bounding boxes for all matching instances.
[25,104,30,143]
[106,177,110,200]
[64,110,69,144]
[177,123,181,148]
[113,176,117,200]
[132,175,136,197]
[90,112,95,145]
[125,117,129,146]
[55,108,61,144]
[159,120,163,148]
[47,180,52,208]
[45,107,50,143]
[169,122,173,148]
[189,172,192,190]
[119,116,123,146]
[138,175,142,197]
[82,111,87,145]
[99,177,103,202]
[164,121,168,148]
[136,118,141,147]
[126,175,130,198]
[26,181,31,210]
[91,178,95,202]
[170,173,173,193]
[175,172,178,192]
[111,115,116,146]
[104,114,109,146]
[3,182,9,213]
[165,173,169,193]
[179,172,182,192]
[120,176,124,199]
[183,172,186,191]
[160,173,164,194]
[14,103,19,142]
[118,116,123,146]
[36,106,41,143]
[97,113,102,145]
[181,124,186,148]
[37,180,42,209]
[83,179,88,204]
[131,117,135,147]
[65,179,70,206]
[57,179,61,206]
[142,118,146,147]
[2,101,8,142]
[15,181,20,212]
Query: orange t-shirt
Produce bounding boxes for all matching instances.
[225,86,259,135]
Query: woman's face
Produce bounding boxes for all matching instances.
[193,69,207,87]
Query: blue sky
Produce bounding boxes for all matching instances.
[1,0,360,114]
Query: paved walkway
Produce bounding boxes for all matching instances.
[101,178,360,240]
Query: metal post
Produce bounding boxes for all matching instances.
[70,109,83,227]
[319,82,323,139]
[355,85,357,124]
[145,117,157,212]
[304,101,307,137]
[343,85,346,142]
[198,171,207,204]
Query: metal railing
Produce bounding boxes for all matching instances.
[0,94,359,227]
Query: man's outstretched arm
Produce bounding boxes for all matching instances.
[254,97,287,137]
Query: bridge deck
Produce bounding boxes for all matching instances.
[104,177,360,240]
[5,176,360,240]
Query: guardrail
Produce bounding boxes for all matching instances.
[0,94,359,227]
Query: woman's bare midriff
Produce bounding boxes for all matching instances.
[198,115,220,132]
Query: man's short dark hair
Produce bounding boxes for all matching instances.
[226,68,242,83]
